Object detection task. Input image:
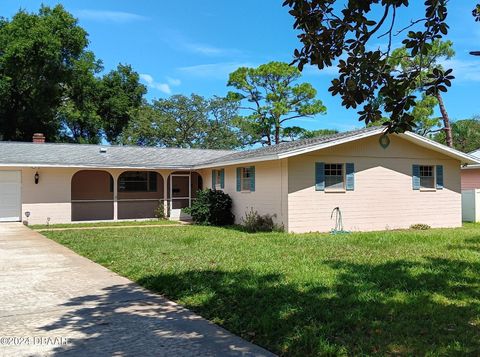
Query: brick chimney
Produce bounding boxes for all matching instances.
[32,133,45,144]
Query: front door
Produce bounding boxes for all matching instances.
[170,174,191,219]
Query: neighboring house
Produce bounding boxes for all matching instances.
[460,149,480,222]
[461,148,480,190]
[0,127,477,232]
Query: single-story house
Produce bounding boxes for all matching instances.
[0,127,477,232]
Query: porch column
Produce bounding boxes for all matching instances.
[112,171,119,221]
[160,171,170,218]
[188,171,192,207]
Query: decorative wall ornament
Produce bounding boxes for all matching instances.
[379,134,390,149]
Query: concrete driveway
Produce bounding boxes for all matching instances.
[0,223,275,356]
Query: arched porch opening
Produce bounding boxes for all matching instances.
[117,171,164,219]
[71,170,114,221]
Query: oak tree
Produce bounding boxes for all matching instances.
[121,94,246,149]
[0,5,88,141]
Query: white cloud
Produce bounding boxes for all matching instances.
[438,58,480,82]
[185,43,224,55]
[177,62,255,79]
[160,30,241,57]
[167,77,181,86]
[75,10,147,23]
[140,74,180,95]
[183,42,241,56]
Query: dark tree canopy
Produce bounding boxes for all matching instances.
[120,94,246,150]
[283,1,476,134]
[434,117,480,153]
[0,5,89,141]
[57,51,104,144]
[97,64,146,144]
[0,5,147,144]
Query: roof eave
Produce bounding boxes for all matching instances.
[0,163,197,170]
[194,154,280,169]
[461,164,480,169]
[400,132,480,164]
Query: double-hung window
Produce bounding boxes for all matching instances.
[211,169,224,189]
[324,163,344,190]
[241,167,252,191]
[215,171,221,186]
[419,165,434,189]
[236,166,255,192]
[315,162,355,191]
[412,164,443,190]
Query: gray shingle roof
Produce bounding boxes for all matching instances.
[0,142,234,168]
[0,127,385,168]
[200,126,384,164]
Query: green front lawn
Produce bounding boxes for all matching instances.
[31,219,177,230]
[43,224,480,356]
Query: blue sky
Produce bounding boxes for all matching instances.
[1,0,479,132]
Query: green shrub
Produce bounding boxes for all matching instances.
[183,189,234,226]
[410,223,431,230]
[154,202,166,220]
[242,208,282,233]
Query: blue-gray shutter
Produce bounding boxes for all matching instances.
[249,166,255,192]
[211,170,216,189]
[236,168,241,192]
[315,162,325,191]
[436,165,444,189]
[220,169,225,189]
[346,163,355,191]
[412,165,420,190]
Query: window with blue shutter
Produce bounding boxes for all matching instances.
[236,167,255,192]
[412,165,420,190]
[345,163,355,191]
[436,165,444,189]
[220,169,225,189]
[315,162,325,191]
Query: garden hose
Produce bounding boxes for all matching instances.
[330,207,350,234]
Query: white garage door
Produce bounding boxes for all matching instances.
[0,171,21,222]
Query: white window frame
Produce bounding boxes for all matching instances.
[324,163,345,192]
[214,170,222,189]
[419,165,436,191]
[240,167,252,192]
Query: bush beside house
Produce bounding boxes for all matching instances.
[184,189,234,226]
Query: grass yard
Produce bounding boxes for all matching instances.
[43,224,480,356]
[31,219,177,230]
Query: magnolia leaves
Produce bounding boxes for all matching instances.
[283,0,464,134]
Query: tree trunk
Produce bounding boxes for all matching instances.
[264,129,271,146]
[275,125,280,145]
[436,92,453,148]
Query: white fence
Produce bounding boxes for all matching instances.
[462,189,480,222]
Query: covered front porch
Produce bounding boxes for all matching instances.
[71,169,204,222]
